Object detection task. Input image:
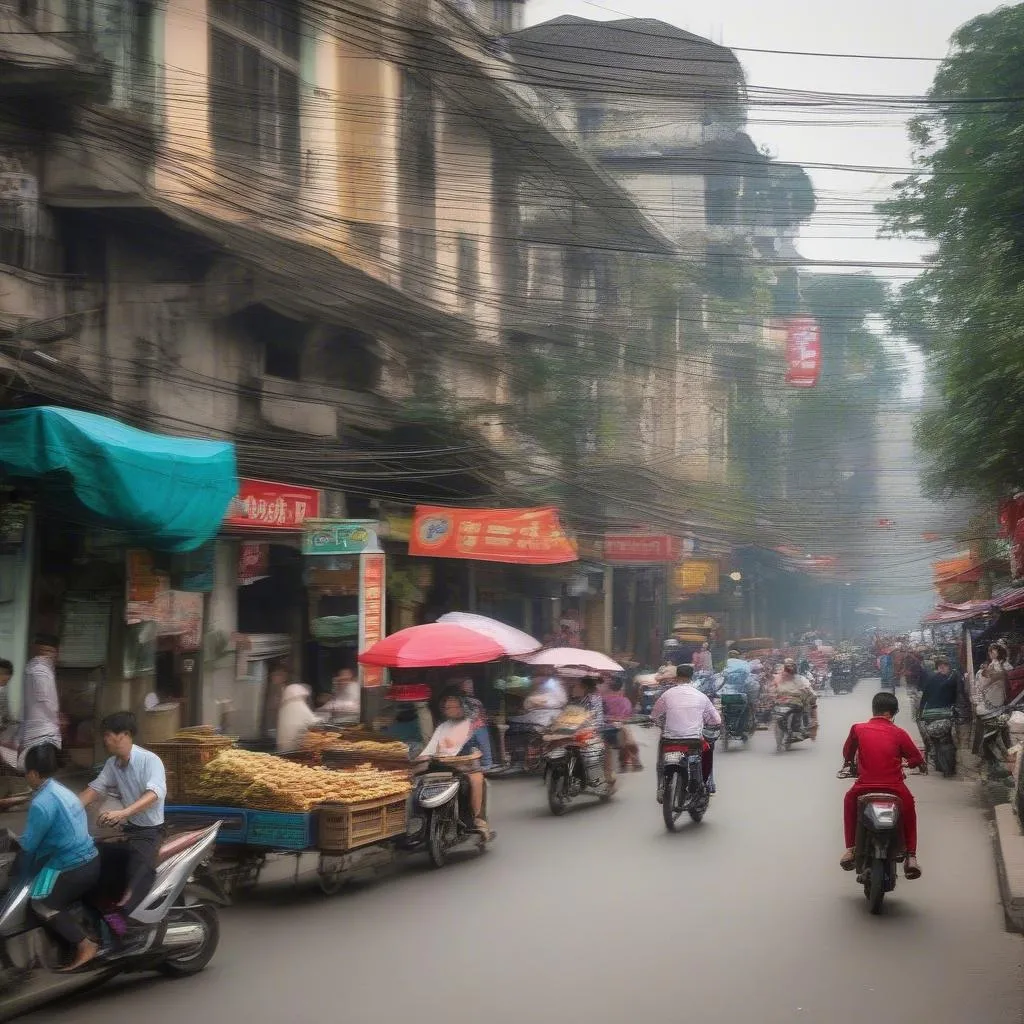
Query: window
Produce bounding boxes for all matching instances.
[576,107,604,138]
[707,243,744,300]
[264,340,301,380]
[209,0,301,177]
[456,235,479,308]
[67,0,157,115]
[0,158,59,274]
[398,72,436,291]
[527,245,563,303]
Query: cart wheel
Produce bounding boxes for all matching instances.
[318,872,345,896]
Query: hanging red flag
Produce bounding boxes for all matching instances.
[785,317,822,388]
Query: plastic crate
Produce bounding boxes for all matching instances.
[165,805,248,845]
[245,810,315,851]
[318,796,408,853]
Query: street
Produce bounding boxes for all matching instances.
[40,686,1024,1024]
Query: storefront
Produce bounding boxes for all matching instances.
[0,406,237,763]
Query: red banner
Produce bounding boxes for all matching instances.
[408,506,577,564]
[604,533,680,563]
[360,553,385,687]
[784,317,822,388]
[225,478,321,530]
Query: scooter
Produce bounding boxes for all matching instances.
[773,703,813,751]
[920,708,957,778]
[0,823,227,1019]
[719,690,754,750]
[658,730,715,831]
[837,762,912,915]
[404,761,493,868]
[543,728,614,815]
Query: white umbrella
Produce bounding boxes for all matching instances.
[521,647,623,672]
[437,612,542,658]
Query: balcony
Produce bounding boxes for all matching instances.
[257,374,396,438]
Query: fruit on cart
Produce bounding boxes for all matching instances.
[194,749,411,812]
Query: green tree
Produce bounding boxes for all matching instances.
[880,5,1024,497]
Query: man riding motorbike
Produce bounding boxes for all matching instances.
[840,690,924,879]
[773,659,817,732]
[651,664,721,798]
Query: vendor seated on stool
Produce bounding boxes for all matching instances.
[418,693,489,834]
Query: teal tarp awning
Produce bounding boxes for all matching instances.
[0,406,238,552]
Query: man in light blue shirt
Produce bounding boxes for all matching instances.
[722,652,755,696]
[20,743,100,970]
[80,712,166,927]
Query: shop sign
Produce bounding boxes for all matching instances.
[226,478,322,530]
[408,505,577,564]
[784,317,822,388]
[380,513,412,543]
[672,560,720,595]
[238,543,270,585]
[303,519,382,556]
[359,553,386,687]
[604,533,680,564]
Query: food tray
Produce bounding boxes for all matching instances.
[322,749,413,774]
[150,737,236,803]
[165,805,248,845]
[245,810,316,851]
[318,796,408,853]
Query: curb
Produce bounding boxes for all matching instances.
[990,801,1024,933]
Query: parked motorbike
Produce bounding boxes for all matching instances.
[920,708,957,778]
[837,762,910,915]
[543,729,613,815]
[0,823,227,1020]
[831,661,857,694]
[773,703,812,751]
[405,761,493,868]
[658,733,712,831]
[719,690,754,750]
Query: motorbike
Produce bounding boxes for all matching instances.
[831,661,857,694]
[543,728,614,815]
[719,689,754,750]
[0,822,227,1020]
[658,729,716,831]
[773,703,812,751]
[837,762,911,915]
[920,707,957,778]
[404,761,493,868]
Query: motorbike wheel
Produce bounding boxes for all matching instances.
[427,806,456,869]
[722,728,731,753]
[158,904,220,977]
[866,859,886,915]
[775,721,786,753]
[547,772,569,816]
[662,774,683,832]
[935,741,956,779]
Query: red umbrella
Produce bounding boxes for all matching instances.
[358,623,505,668]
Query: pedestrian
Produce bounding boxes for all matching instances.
[21,634,61,761]
[79,712,167,935]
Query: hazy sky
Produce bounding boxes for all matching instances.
[526,0,1002,289]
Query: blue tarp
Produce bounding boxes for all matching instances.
[0,406,238,552]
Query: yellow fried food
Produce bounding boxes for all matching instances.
[196,749,411,812]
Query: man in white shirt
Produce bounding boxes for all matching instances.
[21,633,62,758]
[80,712,167,930]
[652,664,722,797]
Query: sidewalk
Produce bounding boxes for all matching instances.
[991,797,1024,932]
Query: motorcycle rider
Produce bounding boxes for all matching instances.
[18,743,101,971]
[418,693,489,834]
[651,664,722,798]
[840,690,924,879]
[773,659,817,733]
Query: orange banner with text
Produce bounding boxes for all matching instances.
[408,506,578,564]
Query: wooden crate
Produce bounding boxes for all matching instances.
[318,796,408,853]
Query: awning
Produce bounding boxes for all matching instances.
[921,600,994,625]
[0,406,237,552]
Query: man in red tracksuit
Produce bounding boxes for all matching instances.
[840,690,925,879]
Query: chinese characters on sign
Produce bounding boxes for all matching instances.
[302,520,383,556]
[225,479,322,530]
[359,553,386,687]
[603,533,681,564]
[408,506,577,564]
[784,317,822,388]
[672,560,720,596]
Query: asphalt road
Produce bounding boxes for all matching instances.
[40,685,1024,1024]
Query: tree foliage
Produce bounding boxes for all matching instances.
[880,6,1024,497]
